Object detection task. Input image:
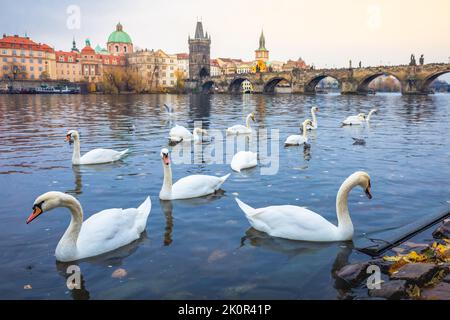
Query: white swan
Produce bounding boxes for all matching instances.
[342,113,366,126]
[159,148,230,200]
[235,171,372,242]
[26,191,151,262]
[164,103,174,115]
[231,151,258,172]
[169,125,207,143]
[227,113,255,135]
[366,109,378,123]
[66,130,128,165]
[284,119,313,146]
[306,106,319,130]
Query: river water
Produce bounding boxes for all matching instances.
[0,93,449,299]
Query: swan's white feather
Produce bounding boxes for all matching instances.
[284,135,307,146]
[79,148,128,165]
[235,198,340,242]
[226,125,252,135]
[169,125,193,141]
[170,174,230,199]
[231,151,257,172]
[342,115,364,126]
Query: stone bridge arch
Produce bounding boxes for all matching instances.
[263,76,291,93]
[420,69,450,92]
[229,76,253,93]
[304,74,343,94]
[356,71,403,93]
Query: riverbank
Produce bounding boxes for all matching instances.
[335,219,450,299]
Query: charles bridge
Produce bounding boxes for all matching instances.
[199,63,450,95]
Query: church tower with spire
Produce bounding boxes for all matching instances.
[255,30,269,62]
[188,20,211,80]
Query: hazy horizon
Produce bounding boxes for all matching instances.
[1,0,449,79]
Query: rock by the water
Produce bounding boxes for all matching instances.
[369,259,393,274]
[368,280,408,299]
[432,219,450,239]
[443,274,450,283]
[335,262,370,287]
[420,282,450,300]
[391,263,439,285]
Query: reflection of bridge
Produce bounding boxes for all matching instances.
[200,63,450,95]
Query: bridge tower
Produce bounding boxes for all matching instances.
[188,21,211,81]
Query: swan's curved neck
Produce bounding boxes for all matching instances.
[192,129,201,140]
[72,137,81,165]
[302,122,308,138]
[161,161,173,195]
[57,196,83,253]
[367,110,376,122]
[335,176,358,236]
[245,115,252,129]
[311,109,317,126]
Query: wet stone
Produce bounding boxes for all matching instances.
[432,219,450,239]
[443,274,450,283]
[368,280,408,300]
[390,263,439,285]
[369,259,393,274]
[420,282,450,300]
[335,262,370,287]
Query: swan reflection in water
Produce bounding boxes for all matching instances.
[158,190,226,247]
[241,228,355,299]
[55,232,148,300]
[160,200,174,246]
[66,166,83,195]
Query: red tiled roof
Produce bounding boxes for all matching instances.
[98,54,125,65]
[0,35,54,53]
[56,51,79,63]
[176,53,189,59]
[81,46,96,55]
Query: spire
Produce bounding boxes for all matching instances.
[71,36,79,52]
[258,29,266,50]
[194,21,205,39]
[116,22,123,32]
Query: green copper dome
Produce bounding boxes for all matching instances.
[107,22,132,44]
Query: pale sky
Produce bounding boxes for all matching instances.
[1,0,449,75]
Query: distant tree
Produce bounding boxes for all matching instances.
[126,68,145,93]
[102,67,125,94]
[40,70,50,80]
[102,67,145,94]
[174,69,186,92]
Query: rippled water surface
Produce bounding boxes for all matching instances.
[0,93,449,299]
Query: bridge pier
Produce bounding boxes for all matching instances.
[340,80,360,95]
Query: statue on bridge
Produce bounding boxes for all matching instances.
[409,54,416,66]
[419,54,424,65]
[359,61,362,68]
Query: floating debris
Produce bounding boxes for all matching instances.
[23,284,32,290]
[208,250,227,263]
[111,268,128,279]
[352,137,366,145]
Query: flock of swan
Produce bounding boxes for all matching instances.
[26,106,377,262]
